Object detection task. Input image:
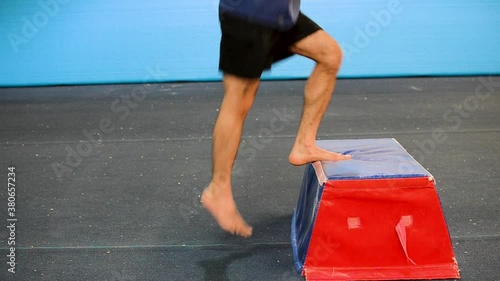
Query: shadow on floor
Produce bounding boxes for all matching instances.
[197,214,295,281]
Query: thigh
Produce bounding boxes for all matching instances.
[289,30,341,63]
[272,13,323,63]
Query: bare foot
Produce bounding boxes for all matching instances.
[201,187,253,238]
[289,144,351,166]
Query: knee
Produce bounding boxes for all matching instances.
[239,90,256,114]
[318,40,343,74]
[238,81,259,113]
[223,75,259,116]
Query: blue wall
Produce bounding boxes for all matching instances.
[1,0,499,87]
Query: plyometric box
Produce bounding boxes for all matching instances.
[291,138,460,280]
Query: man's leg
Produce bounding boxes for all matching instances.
[288,30,351,165]
[201,73,259,238]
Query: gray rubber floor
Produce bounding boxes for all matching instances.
[0,77,499,281]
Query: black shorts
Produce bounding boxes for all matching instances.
[218,12,322,78]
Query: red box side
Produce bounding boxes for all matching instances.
[303,178,459,280]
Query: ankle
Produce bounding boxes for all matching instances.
[293,140,315,151]
[205,182,231,197]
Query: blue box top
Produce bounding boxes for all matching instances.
[316,138,431,181]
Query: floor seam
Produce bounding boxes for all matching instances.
[1,129,499,146]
